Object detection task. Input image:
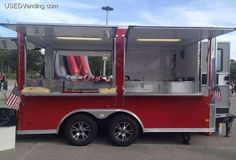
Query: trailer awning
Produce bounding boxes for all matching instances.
[0,23,117,51]
[126,26,236,49]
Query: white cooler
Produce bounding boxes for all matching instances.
[0,126,16,151]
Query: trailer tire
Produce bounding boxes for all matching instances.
[108,115,139,146]
[64,114,97,146]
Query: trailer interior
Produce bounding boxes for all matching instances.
[124,26,233,95]
[2,24,117,95]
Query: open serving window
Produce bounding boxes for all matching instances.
[124,26,235,96]
[2,24,117,95]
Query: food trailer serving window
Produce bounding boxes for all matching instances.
[124,26,235,96]
[1,23,117,96]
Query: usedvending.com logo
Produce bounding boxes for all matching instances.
[4,3,59,10]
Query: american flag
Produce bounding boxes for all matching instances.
[5,85,21,110]
[212,86,222,102]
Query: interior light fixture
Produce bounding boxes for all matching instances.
[136,38,181,42]
[56,36,102,41]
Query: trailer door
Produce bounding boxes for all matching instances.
[216,42,230,114]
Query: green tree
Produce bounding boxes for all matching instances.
[8,49,17,72]
[0,49,9,71]
[26,49,44,74]
[88,56,113,76]
[0,48,44,75]
[230,59,236,81]
[0,49,17,73]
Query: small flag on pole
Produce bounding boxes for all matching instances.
[5,85,21,110]
[212,86,222,102]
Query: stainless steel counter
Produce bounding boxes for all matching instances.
[124,81,195,93]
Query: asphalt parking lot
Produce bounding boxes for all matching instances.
[0,88,236,160]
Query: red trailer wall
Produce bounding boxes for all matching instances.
[18,96,209,130]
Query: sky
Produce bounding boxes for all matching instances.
[0,0,236,58]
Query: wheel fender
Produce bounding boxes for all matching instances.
[56,109,144,133]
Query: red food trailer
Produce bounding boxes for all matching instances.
[1,23,235,146]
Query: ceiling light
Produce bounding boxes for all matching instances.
[136,38,181,42]
[56,36,102,41]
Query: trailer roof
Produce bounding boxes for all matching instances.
[126,26,236,49]
[0,23,117,51]
[1,23,235,50]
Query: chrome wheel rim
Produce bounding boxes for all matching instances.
[113,122,134,142]
[71,121,91,141]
